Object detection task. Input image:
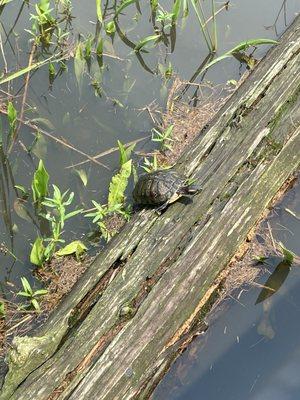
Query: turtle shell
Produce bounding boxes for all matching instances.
[132,169,186,205]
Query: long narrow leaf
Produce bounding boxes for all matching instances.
[0,54,59,85]
[201,38,278,73]
[172,0,181,22]
[190,0,213,52]
[134,34,161,51]
[96,0,103,23]
[227,38,278,54]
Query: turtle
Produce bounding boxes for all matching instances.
[132,169,200,212]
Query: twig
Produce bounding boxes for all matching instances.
[0,107,110,169]
[0,31,8,74]
[6,315,33,335]
[91,50,124,61]
[251,281,276,292]
[8,43,37,154]
[267,221,277,252]
[203,2,230,27]
[65,136,148,169]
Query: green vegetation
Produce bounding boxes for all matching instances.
[30,183,83,266]
[31,160,49,203]
[17,277,48,312]
[152,125,174,151]
[85,142,133,241]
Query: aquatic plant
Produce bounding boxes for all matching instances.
[200,38,278,73]
[152,125,174,151]
[279,242,296,266]
[31,160,49,203]
[142,154,159,173]
[85,142,133,241]
[17,277,48,312]
[56,240,87,260]
[26,0,56,47]
[30,164,83,267]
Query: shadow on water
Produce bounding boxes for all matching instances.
[152,181,300,400]
[255,259,291,305]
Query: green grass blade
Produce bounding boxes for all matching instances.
[226,38,278,53]
[172,0,182,23]
[190,0,213,52]
[134,34,161,51]
[96,0,103,23]
[0,54,61,85]
[211,0,217,51]
[200,38,278,73]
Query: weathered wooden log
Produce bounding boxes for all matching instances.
[1,15,300,400]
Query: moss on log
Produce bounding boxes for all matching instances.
[1,15,300,400]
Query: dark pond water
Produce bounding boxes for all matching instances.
[0,2,299,294]
[153,181,300,400]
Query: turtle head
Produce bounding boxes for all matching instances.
[185,183,201,194]
[180,182,202,195]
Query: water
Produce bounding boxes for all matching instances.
[152,181,300,400]
[0,2,298,293]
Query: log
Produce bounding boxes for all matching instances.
[1,15,300,400]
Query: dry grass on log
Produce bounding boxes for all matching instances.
[37,255,92,313]
[157,78,230,166]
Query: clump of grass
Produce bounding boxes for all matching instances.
[17,277,48,312]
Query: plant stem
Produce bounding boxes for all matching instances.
[7,43,37,155]
[190,0,213,53]
[211,0,217,52]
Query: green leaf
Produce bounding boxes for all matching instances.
[0,302,6,318]
[96,0,103,23]
[7,101,17,131]
[34,289,48,296]
[105,21,116,34]
[17,291,32,298]
[74,169,88,186]
[0,54,60,85]
[117,140,135,166]
[96,38,103,57]
[108,159,132,207]
[134,34,161,51]
[30,237,45,267]
[31,298,41,312]
[31,160,49,202]
[280,242,296,265]
[20,277,33,294]
[64,209,83,220]
[0,0,15,5]
[56,240,87,260]
[74,42,85,96]
[172,0,181,22]
[201,38,278,73]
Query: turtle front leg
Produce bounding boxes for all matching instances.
[155,202,169,214]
